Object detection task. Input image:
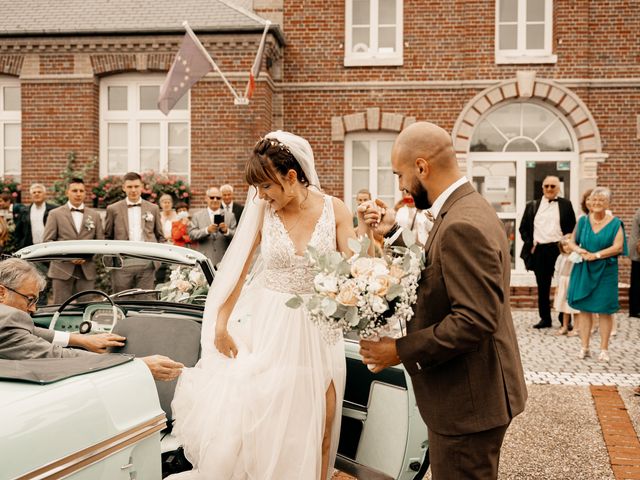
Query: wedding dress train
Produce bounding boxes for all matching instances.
[169,195,346,480]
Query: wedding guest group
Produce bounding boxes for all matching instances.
[188,187,237,267]
[519,175,576,329]
[42,178,104,304]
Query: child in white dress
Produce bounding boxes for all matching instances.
[554,236,579,335]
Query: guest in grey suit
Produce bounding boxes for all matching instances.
[43,178,105,304]
[104,172,165,293]
[189,187,237,267]
[0,258,183,381]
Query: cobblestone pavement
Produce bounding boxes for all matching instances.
[515,310,640,386]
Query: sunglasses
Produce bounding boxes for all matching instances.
[3,284,39,308]
[543,184,558,189]
[208,196,221,200]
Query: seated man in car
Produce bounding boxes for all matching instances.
[0,258,184,382]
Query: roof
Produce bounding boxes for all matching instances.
[0,0,272,36]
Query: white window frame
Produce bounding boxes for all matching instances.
[0,76,21,179]
[345,0,404,67]
[344,131,401,210]
[99,73,190,179]
[495,0,557,64]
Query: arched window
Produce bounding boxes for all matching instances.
[470,102,574,153]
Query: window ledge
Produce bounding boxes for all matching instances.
[344,55,404,67]
[495,53,558,65]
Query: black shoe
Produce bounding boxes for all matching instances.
[533,321,552,329]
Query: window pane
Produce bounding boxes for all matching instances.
[108,149,127,174]
[499,24,517,50]
[378,26,396,52]
[379,0,396,24]
[377,169,395,196]
[471,161,516,213]
[537,125,573,152]
[4,149,20,173]
[140,148,160,172]
[108,86,127,111]
[4,124,20,148]
[505,138,538,151]
[527,0,545,22]
[352,27,370,52]
[352,141,370,167]
[353,0,370,25]
[487,103,521,140]
[169,123,188,147]
[526,24,545,49]
[108,123,127,148]
[169,148,189,173]
[174,92,188,110]
[140,85,160,110]
[140,123,160,147]
[377,141,393,168]
[3,87,20,111]
[499,0,517,22]
[470,121,507,152]
[522,104,555,139]
[352,169,370,192]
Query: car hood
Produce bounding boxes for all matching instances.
[15,240,215,283]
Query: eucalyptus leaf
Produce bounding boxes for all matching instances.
[334,303,348,319]
[337,260,351,276]
[402,254,412,271]
[285,295,304,309]
[357,316,370,330]
[346,306,359,326]
[360,236,371,256]
[308,296,321,311]
[321,298,338,317]
[348,237,361,254]
[402,228,416,248]
[385,283,403,301]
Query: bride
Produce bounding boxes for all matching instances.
[168,131,366,480]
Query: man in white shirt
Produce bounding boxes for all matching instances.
[189,187,237,267]
[519,176,576,328]
[43,178,104,303]
[12,183,56,251]
[220,184,244,224]
[104,172,165,293]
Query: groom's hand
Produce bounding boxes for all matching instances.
[361,199,396,238]
[359,338,401,373]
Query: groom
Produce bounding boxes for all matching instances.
[359,122,527,479]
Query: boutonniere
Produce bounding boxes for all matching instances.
[84,216,95,231]
[144,212,154,222]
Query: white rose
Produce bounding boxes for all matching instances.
[370,295,388,314]
[188,269,206,286]
[176,279,191,292]
[370,258,389,277]
[314,273,339,294]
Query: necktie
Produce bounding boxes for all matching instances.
[128,203,141,208]
[70,208,84,213]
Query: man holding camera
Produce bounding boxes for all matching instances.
[188,187,236,267]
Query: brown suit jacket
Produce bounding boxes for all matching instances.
[104,199,165,242]
[396,182,527,436]
[43,205,105,280]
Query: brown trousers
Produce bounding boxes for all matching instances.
[51,265,95,304]
[428,422,510,480]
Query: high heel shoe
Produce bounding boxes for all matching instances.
[577,348,590,359]
[598,350,610,363]
[556,327,568,336]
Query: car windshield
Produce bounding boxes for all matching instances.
[28,255,210,305]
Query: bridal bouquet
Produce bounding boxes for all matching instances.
[157,265,209,304]
[286,231,424,344]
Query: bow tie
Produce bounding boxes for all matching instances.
[127,203,141,208]
[70,208,84,213]
[548,198,558,203]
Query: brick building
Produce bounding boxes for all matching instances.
[0,0,638,282]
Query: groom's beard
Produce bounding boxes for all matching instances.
[409,178,431,210]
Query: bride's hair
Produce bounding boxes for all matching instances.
[245,137,310,188]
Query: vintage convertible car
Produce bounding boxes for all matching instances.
[2,240,428,479]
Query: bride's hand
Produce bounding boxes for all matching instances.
[214,330,238,358]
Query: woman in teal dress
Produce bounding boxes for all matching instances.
[568,187,627,363]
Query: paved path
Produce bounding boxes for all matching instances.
[334,310,640,479]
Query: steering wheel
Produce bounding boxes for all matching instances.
[48,290,120,334]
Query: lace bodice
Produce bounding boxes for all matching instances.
[260,195,337,294]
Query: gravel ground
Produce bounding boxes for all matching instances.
[421,385,614,480]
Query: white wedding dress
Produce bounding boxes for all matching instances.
[169,194,346,480]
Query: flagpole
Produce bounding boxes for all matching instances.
[182,21,243,103]
[244,20,271,100]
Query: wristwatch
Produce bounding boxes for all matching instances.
[595,252,601,259]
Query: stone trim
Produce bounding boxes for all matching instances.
[0,55,23,76]
[331,107,413,141]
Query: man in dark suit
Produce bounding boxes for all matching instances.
[519,176,576,328]
[43,178,105,304]
[12,183,57,250]
[104,172,165,292]
[0,257,183,381]
[220,184,244,224]
[359,122,527,480]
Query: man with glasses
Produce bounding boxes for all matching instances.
[519,175,576,329]
[188,187,237,267]
[0,258,183,381]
